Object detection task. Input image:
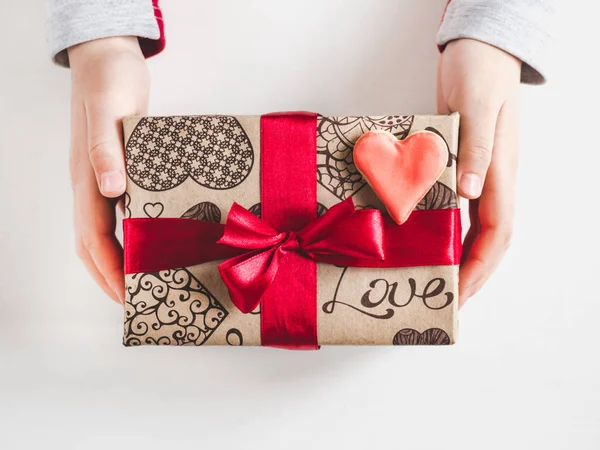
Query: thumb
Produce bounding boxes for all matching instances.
[457,104,499,199]
[85,102,127,198]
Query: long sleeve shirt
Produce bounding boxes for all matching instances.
[46,0,556,84]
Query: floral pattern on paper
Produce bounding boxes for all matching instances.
[126,116,254,191]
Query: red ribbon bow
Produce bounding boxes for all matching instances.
[217,198,385,314]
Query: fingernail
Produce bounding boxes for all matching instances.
[100,171,125,195]
[460,173,482,198]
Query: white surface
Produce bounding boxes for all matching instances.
[1,1,599,449]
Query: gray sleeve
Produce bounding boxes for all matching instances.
[46,0,160,67]
[437,0,557,84]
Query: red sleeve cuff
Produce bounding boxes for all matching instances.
[139,0,165,59]
[438,0,451,53]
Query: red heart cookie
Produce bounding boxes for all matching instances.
[353,130,448,224]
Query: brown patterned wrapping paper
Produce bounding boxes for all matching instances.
[123,113,460,346]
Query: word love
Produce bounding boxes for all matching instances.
[322,273,454,319]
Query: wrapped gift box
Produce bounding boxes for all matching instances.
[122,113,460,348]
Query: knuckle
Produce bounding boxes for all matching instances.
[469,254,487,272]
[88,139,111,163]
[80,230,100,253]
[497,224,513,251]
[463,137,492,165]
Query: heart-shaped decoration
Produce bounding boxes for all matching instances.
[143,202,164,218]
[353,130,448,224]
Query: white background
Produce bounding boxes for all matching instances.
[1,1,599,449]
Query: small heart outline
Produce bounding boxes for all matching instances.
[143,202,164,218]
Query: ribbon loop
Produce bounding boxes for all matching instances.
[218,202,286,250]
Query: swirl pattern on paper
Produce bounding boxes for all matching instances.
[226,328,244,346]
[126,116,254,191]
[316,115,413,200]
[124,268,228,346]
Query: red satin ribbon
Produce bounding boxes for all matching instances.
[259,113,319,348]
[123,112,462,350]
[124,207,461,275]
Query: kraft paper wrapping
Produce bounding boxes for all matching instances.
[123,113,460,346]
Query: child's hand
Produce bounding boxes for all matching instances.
[437,38,521,307]
[68,37,150,304]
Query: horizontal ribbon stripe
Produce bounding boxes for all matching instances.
[124,217,241,274]
[124,207,461,274]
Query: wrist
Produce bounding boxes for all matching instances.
[446,38,522,84]
[68,36,145,71]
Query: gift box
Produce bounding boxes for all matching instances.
[122,112,461,348]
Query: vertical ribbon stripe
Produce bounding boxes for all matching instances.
[260,113,318,349]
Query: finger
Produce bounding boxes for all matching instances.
[456,96,501,199]
[71,97,124,303]
[76,240,121,304]
[461,198,481,263]
[459,91,519,307]
[75,182,125,304]
[85,97,128,198]
[117,197,125,216]
[436,55,450,115]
